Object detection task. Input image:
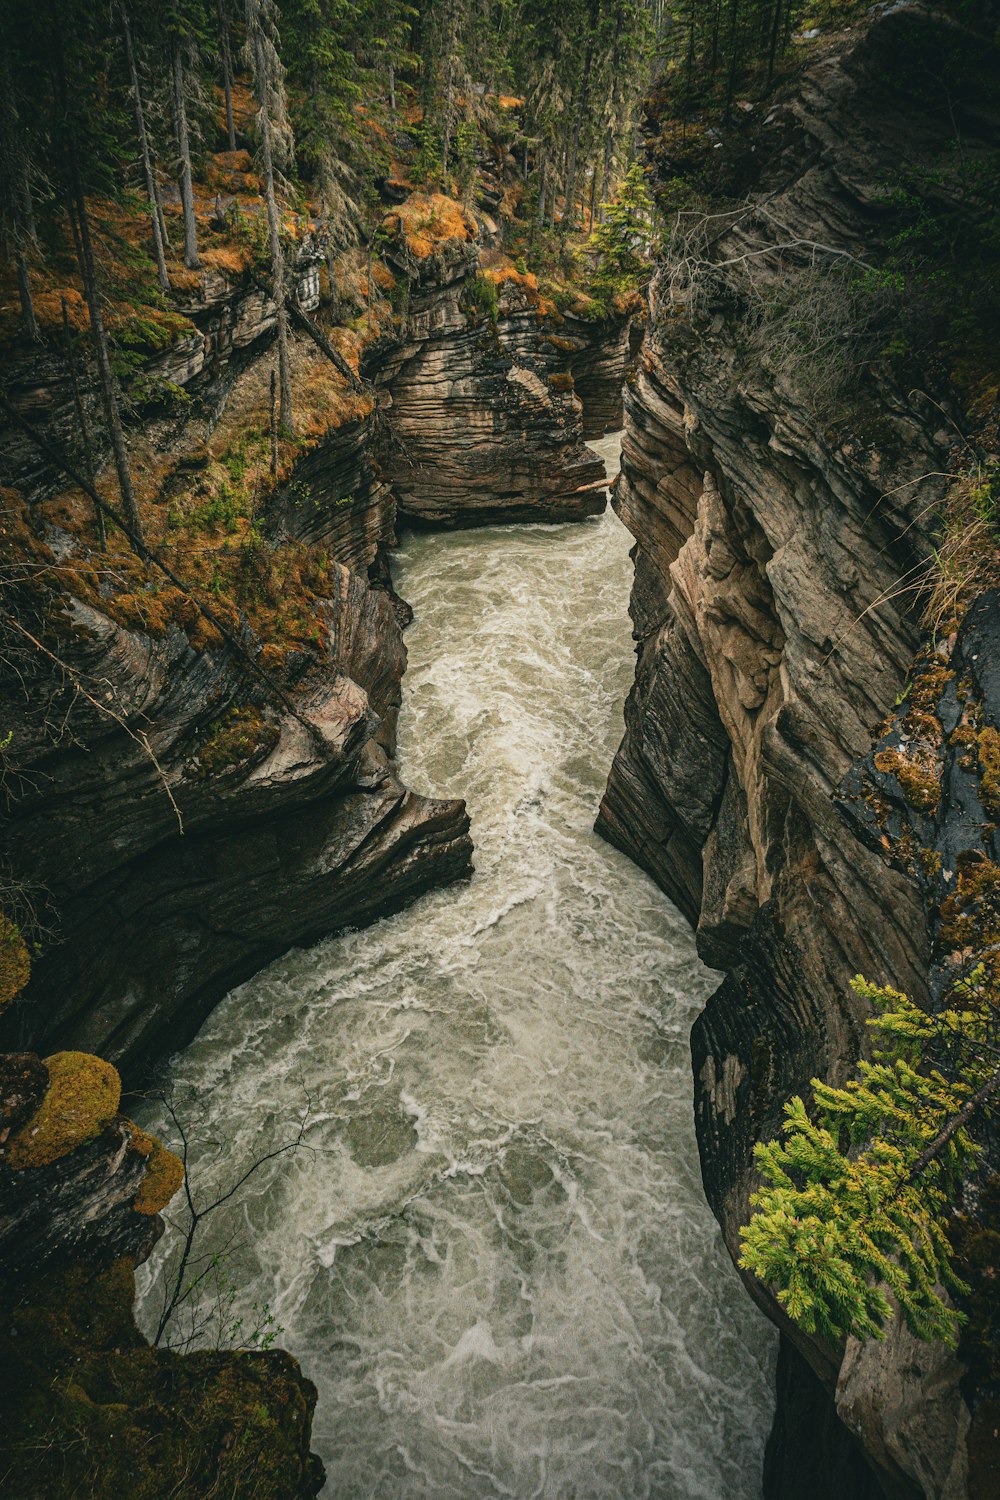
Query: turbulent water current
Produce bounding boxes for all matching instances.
[137,433,776,1498]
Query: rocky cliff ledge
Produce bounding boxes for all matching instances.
[367,192,610,526]
[598,6,999,1497]
[0,280,473,1077]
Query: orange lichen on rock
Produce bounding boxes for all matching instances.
[127,1125,185,1215]
[977,725,1000,818]
[939,852,1000,953]
[384,193,477,258]
[481,263,540,303]
[5,1052,121,1170]
[0,915,30,1010]
[873,746,941,813]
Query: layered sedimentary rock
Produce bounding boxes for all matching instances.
[0,492,471,1078]
[0,251,473,1079]
[553,308,634,439]
[368,194,609,526]
[598,7,998,1496]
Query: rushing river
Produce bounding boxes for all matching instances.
[137,433,776,1499]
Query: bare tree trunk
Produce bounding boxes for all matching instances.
[48,6,142,540]
[172,43,200,269]
[0,49,40,340]
[153,174,172,249]
[388,63,396,113]
[217,0,237,150]
[62,297,105,546]
[563,2,599,232]
[253,29,292,432]
[269,369,278,476]
[121,3,170,294]
[73,198,143,540]
[15,248,39,341]
[442,57,455,181]
[537,154,548,225]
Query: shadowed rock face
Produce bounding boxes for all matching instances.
[598,6,998,1497]
[0,521,472,1079]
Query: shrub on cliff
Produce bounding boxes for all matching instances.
[739,974,999,1345]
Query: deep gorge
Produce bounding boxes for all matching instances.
[134,434,776,1495]
[2,2,999,1497]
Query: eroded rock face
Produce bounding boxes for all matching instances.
[369,206,610,526]
[598,6,996,1496]
[0,542,471,1078]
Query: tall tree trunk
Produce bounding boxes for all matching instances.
[62,297,105,547]
[15,249,39,342]
[537,154,548,225]
[50,5,143,540]
[172,43,200,269]
[723,0,742,117]
[388,63,396,113]
[0,48,40,341]
[217,0,237,150]
[440,0,462,182]
[71,195,144,540]
[253,29,292,432]
[120,3,170,294]
[563,0,599,232]
[598,128,612,223]
[154,175,172,251]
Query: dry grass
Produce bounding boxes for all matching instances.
[384,192,478,258]
[924,466,1000,637]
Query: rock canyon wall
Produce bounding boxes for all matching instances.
[598,7,999,1497]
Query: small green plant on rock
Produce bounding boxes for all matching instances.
[465,272,500,326]
[740,974,999,1346]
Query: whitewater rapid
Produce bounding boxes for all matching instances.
[137,433,775,1498]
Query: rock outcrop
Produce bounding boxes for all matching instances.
[368,194,610,526]
[598,6,999,1496]
[0,240,479,1079]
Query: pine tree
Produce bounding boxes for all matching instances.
[245,0,293,433]
[739,974,1000,1346]
[587,162,655,302]
[119,1,171,294]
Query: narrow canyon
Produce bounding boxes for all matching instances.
[1,3,998,1498]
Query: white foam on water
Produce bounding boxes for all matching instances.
[136,432,776,1498]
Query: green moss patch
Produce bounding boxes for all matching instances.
[126,1125,185,1216]
[873,746,940,813]
[5,1052,121,1170]
[0,1262,322,1500]
[196,705,280,778]
[0,914,30,1010]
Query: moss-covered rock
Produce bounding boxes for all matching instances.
[0,913,31,1010]
[0,1261,324,1500]
[5,1051,121,1170]
[126,1125,185,1216]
